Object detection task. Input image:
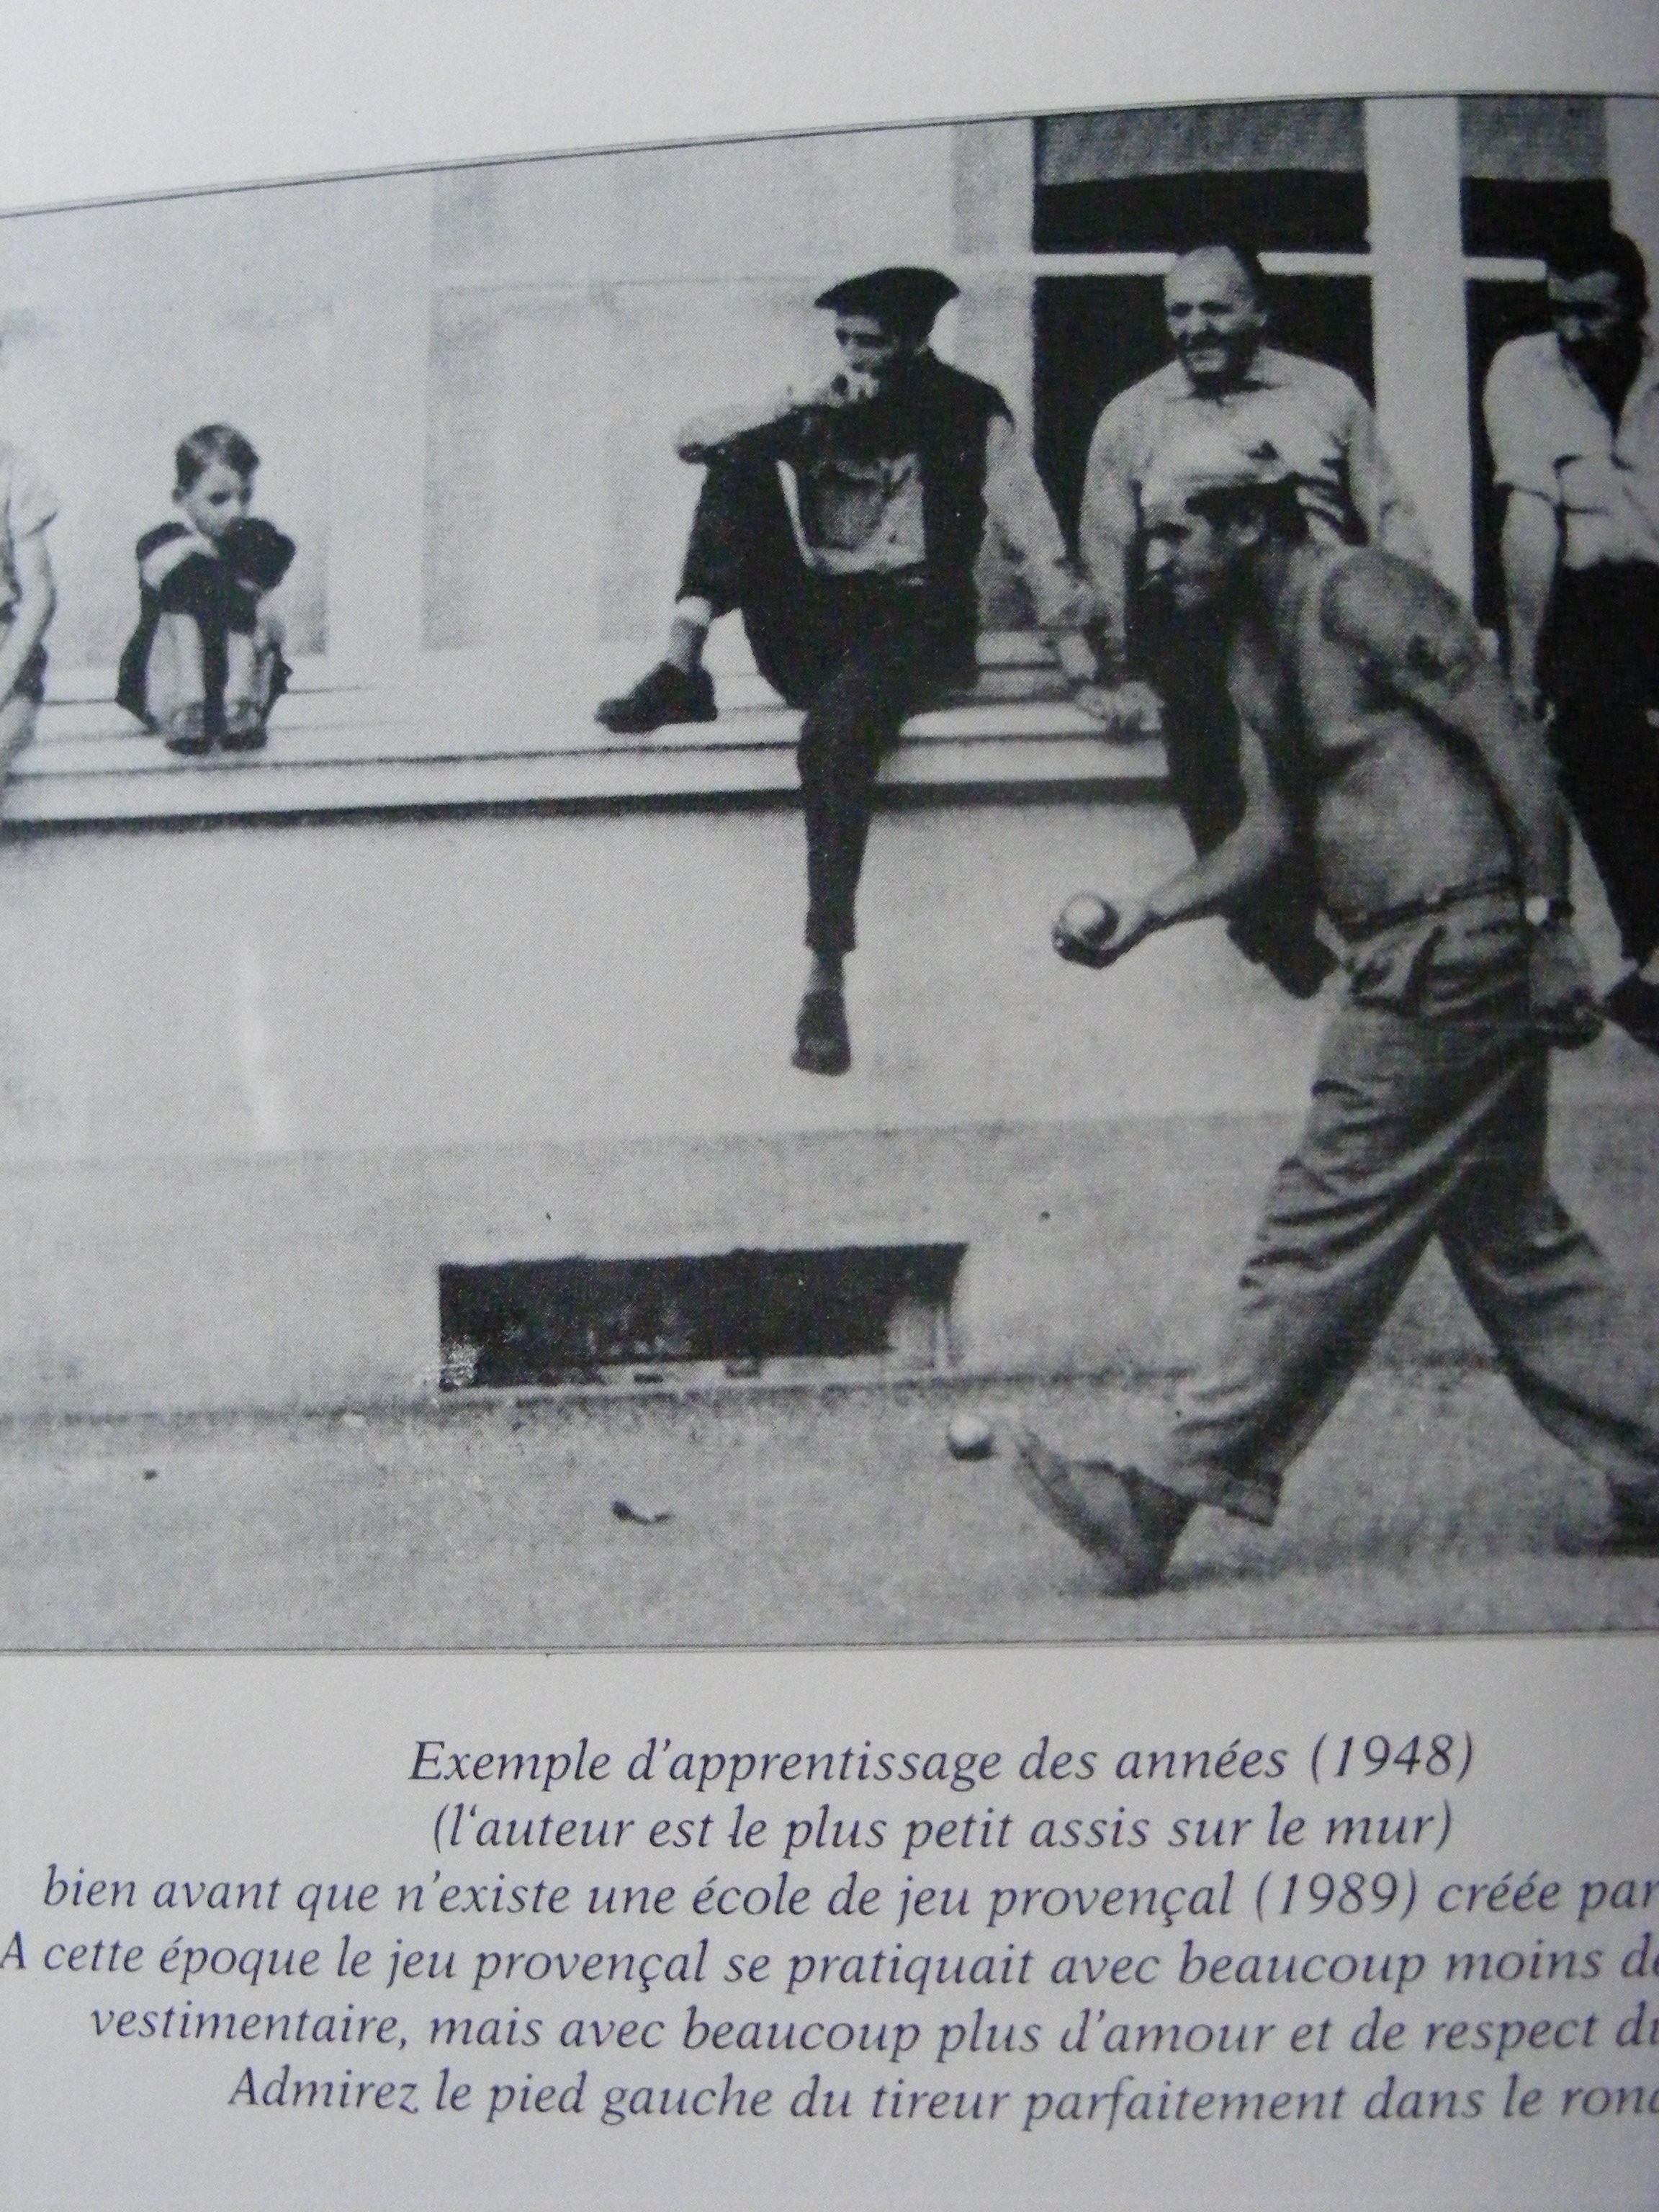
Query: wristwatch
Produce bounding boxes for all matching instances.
[1523,894,1573,930]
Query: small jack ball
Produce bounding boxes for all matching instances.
[1058,893,1118,947]
[947,1413,994,1461]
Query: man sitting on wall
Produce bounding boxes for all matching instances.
[1076,242,1432,1000]
[597,265,1097,1076]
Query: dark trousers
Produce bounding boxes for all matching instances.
[681,454,974,956]
[1135,595,1334,1000]
[1540,562,1659,968]
[1148,894,1659,1522]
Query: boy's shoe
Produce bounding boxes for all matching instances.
[161,701,211,755]
[596,662,716,734]
[220,706,269,751]
[791,985,850,1076]
[1012,1428,1192,1596]
[1604,971,1659,1054]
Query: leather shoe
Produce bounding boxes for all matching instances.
[596,661,716,734]
[792,985,850,1076]
[161,701,212,755]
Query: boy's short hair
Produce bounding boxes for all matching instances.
[175,423,261,492]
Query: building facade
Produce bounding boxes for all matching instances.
[2,96,1655,1416]
[3,96,1655,720]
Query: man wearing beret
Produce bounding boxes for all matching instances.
[1017,429,1659,1595]
[1076,243,1431,1001]
[598,265,1096,1075]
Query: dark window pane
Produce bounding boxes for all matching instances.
[1460,177,1613,260]
[1035,172,1369,253]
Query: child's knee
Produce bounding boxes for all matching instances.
[145,613,207,716]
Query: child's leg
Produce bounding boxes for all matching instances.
[222,611,285,746]
[145,613,211,752]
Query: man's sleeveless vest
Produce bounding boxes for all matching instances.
[758,352,1010,643]
[904,353,1009,636]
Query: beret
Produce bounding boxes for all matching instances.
[814,265,958,332]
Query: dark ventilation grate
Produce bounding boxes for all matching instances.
[438,1244,968,1388]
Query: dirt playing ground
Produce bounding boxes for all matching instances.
[4,1367,1655,1649]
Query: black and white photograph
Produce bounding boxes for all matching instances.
[3,86,1657,1650]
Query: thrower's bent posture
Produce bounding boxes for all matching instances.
[1023,431,1659,1596]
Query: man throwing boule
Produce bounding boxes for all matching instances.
[598,265,1095,1076]
[1017,429,1659,1596]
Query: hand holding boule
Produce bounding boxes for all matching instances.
[1054,891,1147,969]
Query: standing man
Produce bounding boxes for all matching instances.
[1015,431,1658,1599]
[1076,243,1431,999]
[598,265,1096,1076]
[1484,228,1659,1052]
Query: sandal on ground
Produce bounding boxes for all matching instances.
[1012,1427,1191,1596]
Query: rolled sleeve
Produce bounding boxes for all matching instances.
[1483,348,1560,504]
[981,413,1092,630]
[1341,390,1431,565]
[1076,398,1143,642]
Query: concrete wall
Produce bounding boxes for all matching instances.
[2,801,1652,1416]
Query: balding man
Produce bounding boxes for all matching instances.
[1077,243,1430,998]
[1017,431,1659,1596]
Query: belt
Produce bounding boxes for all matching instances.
[1335,871,1518,942]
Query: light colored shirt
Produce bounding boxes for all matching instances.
[778,412,1089,629]
[1483,329,1659,570]
[1077,346,1430,645]
[0,441,58,621]
[781,450,927,574]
